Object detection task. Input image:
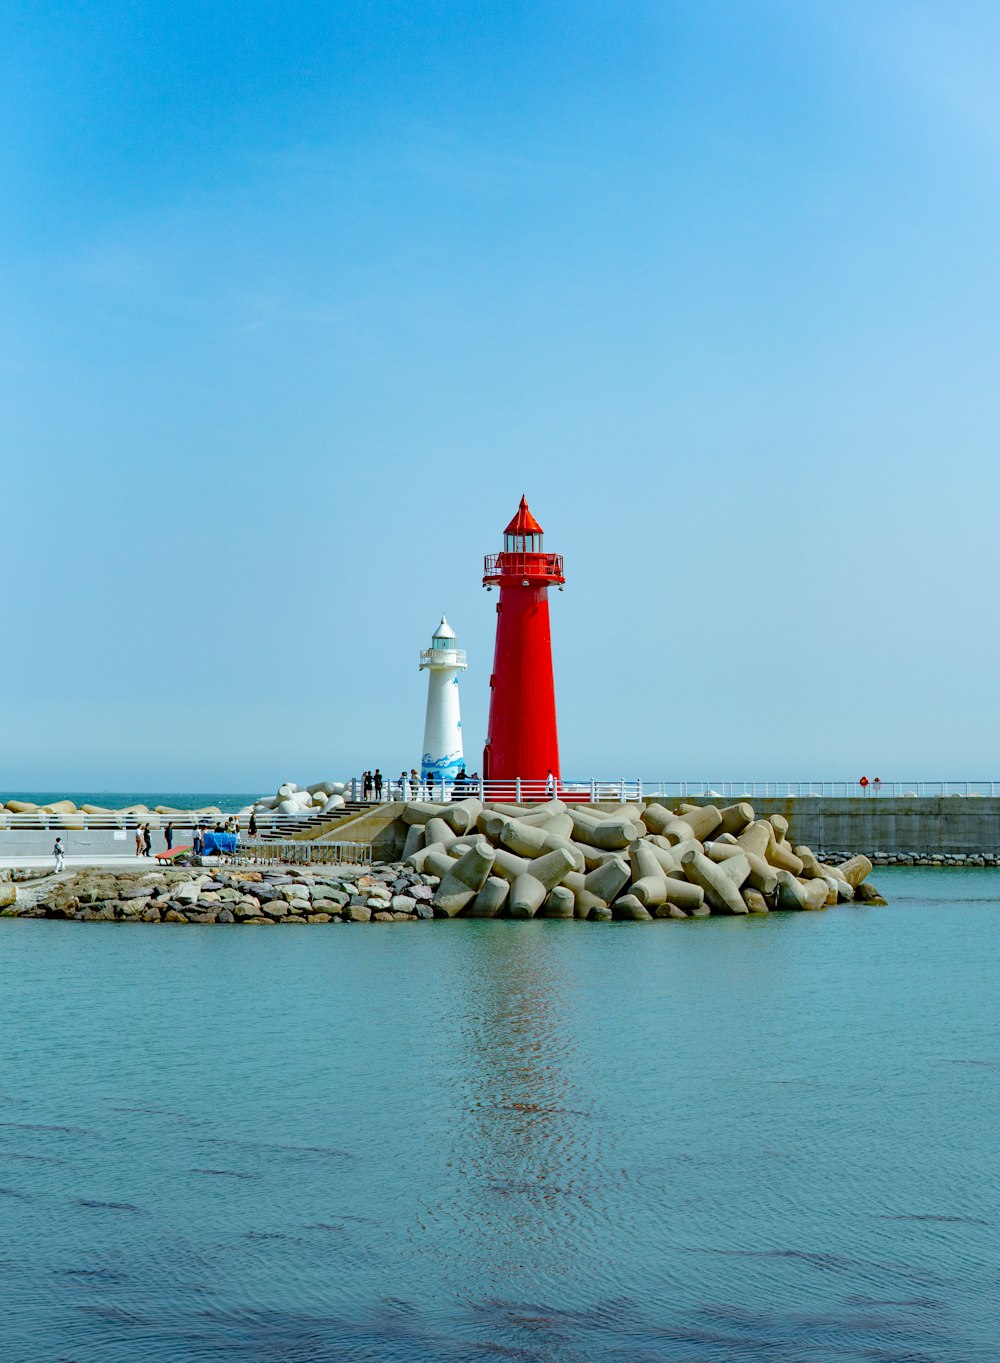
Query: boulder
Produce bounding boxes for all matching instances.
[541,885,575,918]
[613,894,653,921]
[838,855,874,888]
[465,876,510,918]
[680,850,748,915]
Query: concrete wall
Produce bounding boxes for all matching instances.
[663,796,1000,856]
[0,828,178,858]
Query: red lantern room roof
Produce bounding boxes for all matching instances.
[503,495,543,537]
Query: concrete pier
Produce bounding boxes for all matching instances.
[669,796,1000,858]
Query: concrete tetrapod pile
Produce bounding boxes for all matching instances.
[251,780,351,819]
[400,797,886,919]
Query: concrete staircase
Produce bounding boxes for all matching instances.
[256,802,369,842]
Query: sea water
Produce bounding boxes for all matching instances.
[1,792,259,816]
[0,867,997,1362]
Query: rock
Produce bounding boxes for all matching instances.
[854,882,887,904]
[163,910,189,923]
[838,855,874,888]
[391,895,416,913]
[464,876,510,918]
[742,888,770,914]
[216,908,236,923]
[653,902,689,919]
[542,885,575,918]
[372,911,395,922]
[613,894,653,921]
[280,884,311,903]
[681,850,748,915]
[343,904,372,923]
[0,883,16,909]
[307,913,331,923]
[261,900,289,919]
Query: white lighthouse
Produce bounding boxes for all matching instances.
[420,616,468,783]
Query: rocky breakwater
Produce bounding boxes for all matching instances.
[0,864,438,923]
[399,796,887,918]
[0,797,888,923]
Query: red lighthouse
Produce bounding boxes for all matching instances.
[482,496,565,783]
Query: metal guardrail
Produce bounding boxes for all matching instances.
[419,647,467,669]
[0,811,339,833]
[6,782,1000,835]
[246,840,372,866]
[349,778,1000,803]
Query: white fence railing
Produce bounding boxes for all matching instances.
[5,781,1000,833]
[351,778,1000,804]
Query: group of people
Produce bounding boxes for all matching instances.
[134,824,155,857]
[361,767,489,802]
[51,813,246,874]
[192,817,241,857]
[451,767,482,795]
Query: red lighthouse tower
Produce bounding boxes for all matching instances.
[482,496,565,783]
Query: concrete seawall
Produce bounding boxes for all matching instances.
[669,796,1000,857]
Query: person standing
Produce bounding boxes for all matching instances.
[53,837,65,873]
[248,811,257,838]
[362,770,372,801]
[399,771,409,800]
[164,821,174,851]
[373,769,383,800]
[546,769,556,796]
[193,825,203,857]
[134,826,143,857]
[143,823,152,857]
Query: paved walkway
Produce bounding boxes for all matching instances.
[1,855,205,872]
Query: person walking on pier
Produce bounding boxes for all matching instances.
[134,826,143,856]
[143,824,152,857]
[373,769,383,801]
[164,821,174,852]
[53,837,65,873]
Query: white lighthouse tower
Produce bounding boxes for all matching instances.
[420,616,468,783]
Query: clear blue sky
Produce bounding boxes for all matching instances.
[3,0,1000,790]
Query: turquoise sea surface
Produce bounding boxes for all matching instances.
[0,867,997,1362]
[2,792,259,815]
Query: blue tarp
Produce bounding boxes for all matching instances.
[201,832,238,857]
